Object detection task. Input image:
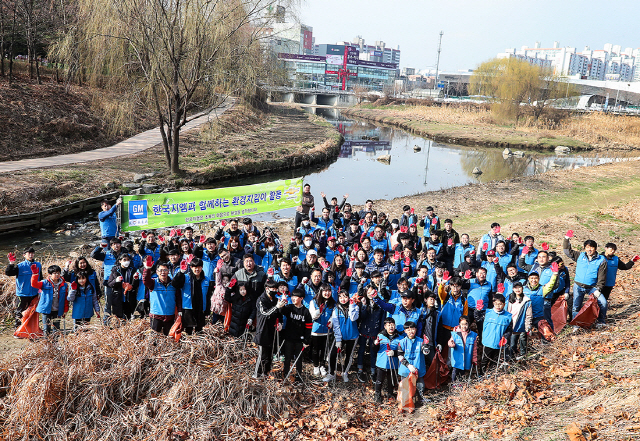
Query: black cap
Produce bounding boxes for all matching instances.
[167,249,179,256]
[23,246,35,253]
[391,219,399,225]
[403,205,411,212]
[400,291,414,299]
[354,262,366,269]
[426,206,434,211]
[242,218,252,225]
[371,270,382,278]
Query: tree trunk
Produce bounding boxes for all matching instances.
[171,120,180,174]
[8,2,16,84]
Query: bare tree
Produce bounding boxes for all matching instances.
[52,0,289,173]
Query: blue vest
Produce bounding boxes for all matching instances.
[397,337,427,377]
[375,333,402,369]
[482,309,512,349]
[423,216,440,236]
[68,271,99,299]
[181,274,210,312]
[14,260,42,297]
[274,273,298,294]
[99,206,118,238]
[481,261,498,290]
[136,270,147,301]
[149,280,178,315]
[390,305,421,334]
[511,298,531,333]
[371,237,389,252]
[466,279,491,310]
[316,217,334,233]
[324,247,337,265]
[454,244,475,268]
[503,276,527,296]
[333,307,359,340]
[523,284,544,318]
[605,255,619,287]
[71,285,96,320]
[439,295,465,329]
[201,252,220,281]
[497,253,512,272]
[427,242,443,255]
[303,284,319,308]
[36,279,67,316]
[311,300,333,334]
[575,253,605,286]
[222,231,245,248]
[142,246,161,265]
[450,331,477,370]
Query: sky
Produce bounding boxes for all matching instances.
[299,0,640,73]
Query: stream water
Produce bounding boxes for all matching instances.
[0,107,636,257]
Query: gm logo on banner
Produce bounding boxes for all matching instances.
[128,200,148,227]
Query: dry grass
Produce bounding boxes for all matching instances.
[398,104,496,126]
[562,112,640,149]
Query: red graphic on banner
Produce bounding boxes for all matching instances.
[326,47,357,91]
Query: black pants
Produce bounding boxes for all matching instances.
[436,327,451,362]
[602,286,613,301]
[257,344,273,376]
[104,286,124,319]
[295,212,304,231]
[150,316,174,335]
[375,367,396,396]
[74,318,91,329]
[15,295,37,327]
[182,309,206,334]
[328,339,356,375]
[481,346,501,374]
[283,340,304,378]
[41,313,62,335]
[311,335,328,368]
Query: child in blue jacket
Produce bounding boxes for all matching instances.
[447,315,477,381]
[30,264,68,335]
[481,294,513,374]
[397,321,429,402]
[373,317,402,403]
[67,270,101,330]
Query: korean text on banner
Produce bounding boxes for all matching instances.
[121,179,302,232]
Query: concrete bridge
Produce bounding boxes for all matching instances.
[263,86,358,107]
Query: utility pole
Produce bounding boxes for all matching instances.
[434,31,443,90]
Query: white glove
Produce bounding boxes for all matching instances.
[593,290,601,299]
[386,349,394,356]
[336,341,342,349]
[276,323,283,332]
[564,293,570,300]
[276,299,287,308]
[178,312,182,317]
[116,276,123,282]
[408,365,417,374]
[247,319,253,327]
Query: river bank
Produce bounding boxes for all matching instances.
[343,104,640,152]
[0,104,342,217]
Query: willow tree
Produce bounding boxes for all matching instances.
[52,0,285,173]
[469,58,573,124]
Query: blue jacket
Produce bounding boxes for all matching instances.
[7,260,42,297]
[466,279,492,310]
[200,250,220,281]
[68,284,99,320]
[98,204,118,238]
[575,252,606,287]
[450,331,477,370]
[397,336,427,377]
[523,284,544,318]
[35,278,68,316]
[439,294,467,329]
[510,296,532,333]
[375,297,422,336]
[605,255,619,288]
[149,279,179,316]
[274,273,299,294]
[180,274,210,312]
[481,261,499,290]
[91,246,121,282]
[310,299,333,334]
[482,309,512,350]
[375,331,402,369]
[330,303,360,341]
[371,237,389,252]
[454,244,475,268]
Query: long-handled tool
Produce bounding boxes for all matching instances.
[386,343,396,387]
[242,324,251,351]
[282,346,306,385]
[253,346,263,378]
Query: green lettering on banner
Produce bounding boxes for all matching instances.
[121,179,302,232]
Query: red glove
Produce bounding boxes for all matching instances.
[71,281,78,290]
[301,277,309,285]
[141,231,148,239]
[321,261,329,270]
[354,243,359,251]
[476,299,484,311]
[633,255,640,262]
[347,268,353,277]
[521,246,530,256]
[566,230,574,238]
[349,295,358,305]
[495,226,501,234]
[464,270,472,279]
[337,245,345,253]
[551,262,559,273]
[470,250,476,256]
[170,229,176,237]
[448,238,454,246]
[200,235,207,243]
[416,278,423,284]
[541,242,549,251]
[410,208,415,214]
[335,206,340,213]
[158,235,165,243]
[180,260,188,272]
[497,283,504,294]
[221,220,227,227]
[216,259,224,269]
[134,272,139,280]
[518,237,523,244]
[176,229,182,236]
[228,279,236,288]
[431,218,437,225]
[145,255,154,268]
[291,237,296,242]
[369,232,374,237]
[30,264,38,274]
[403,266,410,273]
[499,336,507,347]
[482,243,488,251]
[394,251,401,261]
[7,253,15,263]
[359,219,364,226]
[267,267,274,276]
[400,226,408,233]
[443,270,451,282]
[187,254,194,264]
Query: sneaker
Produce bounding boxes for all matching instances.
[595,323,607,329]
[251,373,263,379]
[313,367,320,376]
[320,366,328,377]
[321,373,335,382]
[572,326,581,333]
[357,371,367,383]
[342,373,349,383]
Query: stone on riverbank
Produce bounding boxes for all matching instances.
[376,155,391,164]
